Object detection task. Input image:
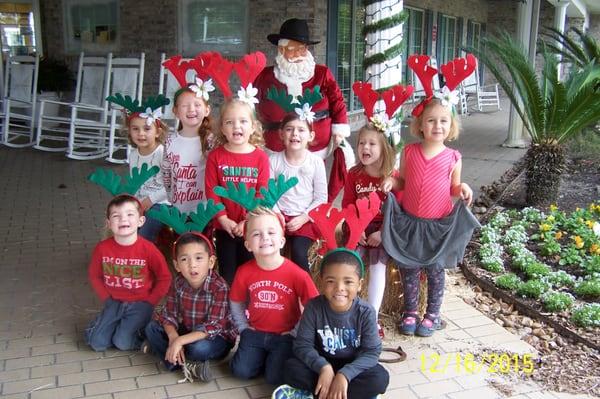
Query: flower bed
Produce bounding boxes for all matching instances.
[477,203,600,331]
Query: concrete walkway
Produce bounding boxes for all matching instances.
[0,101,591,398]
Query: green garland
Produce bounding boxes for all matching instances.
[363,42,405,69]
[362,11,408,36]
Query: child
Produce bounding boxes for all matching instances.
[273,249,389,399]
[86,194,172,351]
[144,232,237,381]
[342,123,397,338]
[205,99,270,285]
[229,207,319,386]
[162,84,214,213]
[381,96,478,337]
[269,113,327,272]
[126,105,170,242]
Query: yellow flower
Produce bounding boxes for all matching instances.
[590,244,600,255]
[573,236,584,249]
[586,220,594,229]
[578,218,584,224]
[550,204,558,212]
[546,215,555,223]
[540,223,552,232]
[554,231,563,240]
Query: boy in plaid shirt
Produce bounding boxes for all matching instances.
[144,233,237,381]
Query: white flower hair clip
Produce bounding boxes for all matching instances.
[190,77,215,101]
[434,86,460,108]
[294,103,316,123]
[139,107,163,126]
[237,83,259,108]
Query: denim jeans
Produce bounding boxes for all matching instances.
[85,298,154,351]
[230,329,293,385]
[144,320,233,371]
[284,356,389,399]
[139,204,164,242]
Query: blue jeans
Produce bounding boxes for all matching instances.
[144,320,233,371]
[85,298,154,351]
[139,204,164,242]
[230,329,293,385]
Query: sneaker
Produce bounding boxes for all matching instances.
[182,360,213,382]
[398,312,418,335]
[272,384,314,399]
[415,314,443,337]
[140,340,151,354]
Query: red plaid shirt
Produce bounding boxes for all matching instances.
[156,271,237,343]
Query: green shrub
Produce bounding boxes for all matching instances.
[545,270,575,288]
[517,279,549,299]
[479,242,504,273]
[512,251,537,271]
[571,304,600,328]
[581,256,600,275]
[523,261,551,279]
[540,239,561,256]
[495,273,522,291]
[541,291,574,312]
[574,278,600,298]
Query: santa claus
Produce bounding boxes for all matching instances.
[254,18,354,201]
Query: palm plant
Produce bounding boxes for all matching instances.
[466,31,600,206]
[540,26,600,69]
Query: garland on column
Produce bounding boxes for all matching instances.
[362,1,407,71]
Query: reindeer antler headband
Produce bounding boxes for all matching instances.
[162,54,216,102]
[106,94,170,127]
[88,164,161,215]
[308,191,382,276]
[408,53,477,117]
[146,201,224,256]
[266,86,323,123]
[352,82,414,134]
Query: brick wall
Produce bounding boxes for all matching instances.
[38,0,328,96]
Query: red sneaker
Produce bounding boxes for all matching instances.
[377,323,385,339]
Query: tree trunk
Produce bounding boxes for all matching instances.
[525,143,565,206]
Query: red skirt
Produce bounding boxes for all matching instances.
[283,214,319,241]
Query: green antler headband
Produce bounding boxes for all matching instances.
[212,175,299,211]
[106,93,171,126]
[266,86,323,123]
[146,200,224,256]
[88,163,160,197]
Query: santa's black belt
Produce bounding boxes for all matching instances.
[263,110,330,131]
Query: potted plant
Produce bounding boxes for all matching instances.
[467,31,600,206]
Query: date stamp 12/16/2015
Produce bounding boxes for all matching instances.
[420,352,535,375]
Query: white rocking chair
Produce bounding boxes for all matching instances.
[35,53,110,152]
[65,53,145,162]
[462,63,501,112]
[1,55,39,147]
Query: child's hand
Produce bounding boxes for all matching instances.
[366,230,382,247]
[232,220,246,237]
[141,197,153,211]
[218,216,238,238]
[358,232,367,246]
[380,176,397,193]
[165,337,185,365]
[315,364,335,399]
[286,214,309,232]
[460,183,473,206]
[327,373,349,399]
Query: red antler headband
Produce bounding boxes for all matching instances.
[163,54,216,101]
[408,53,477,117]
[352,82,414,132]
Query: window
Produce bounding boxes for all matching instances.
[334,0,365,112]
[179,0,248,56]
[63,0,119,54]
[438,14,458,65]
[402,6,425,83]
[466,20,481,53]
[0,2,37,56]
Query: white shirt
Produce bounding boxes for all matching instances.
[129,145,169,205]
[269,150,327,217]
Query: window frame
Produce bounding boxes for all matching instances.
[177,0,249,57]
[438,14,458,66]
[402,6,425,84]
[63,0,120,55]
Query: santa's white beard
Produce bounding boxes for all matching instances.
[273,52,316,98]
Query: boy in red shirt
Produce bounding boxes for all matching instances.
[86,195,172,351]
[229,207,319,386]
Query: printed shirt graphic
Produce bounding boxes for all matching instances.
[229,258,319,334]
[88,237,172,305]
[342,167,398,222]
[317,324,361,355]
[162,133,206,213]
[205,146,270,224]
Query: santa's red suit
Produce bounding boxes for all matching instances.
[254,65,351,200]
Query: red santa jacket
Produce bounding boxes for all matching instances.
[254,65,348,152]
